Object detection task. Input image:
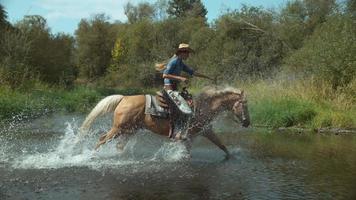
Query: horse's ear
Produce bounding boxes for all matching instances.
[241,90,247,99]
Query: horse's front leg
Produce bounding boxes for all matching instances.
[95,127,119,150]
[202,127,231,159]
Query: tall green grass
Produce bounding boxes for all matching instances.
[0,85,102,120]
[0,83,157,121]
[239,78,356,129]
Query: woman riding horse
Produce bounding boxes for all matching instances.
[79,86,250,159]
[161,43,213,139]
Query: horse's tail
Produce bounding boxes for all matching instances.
[79,95,124,137]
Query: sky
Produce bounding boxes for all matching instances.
[1,0,287,35]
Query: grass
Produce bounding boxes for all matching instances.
[0,78,355,129]
[238,78,356,129]
[250,96,317,128]
[0,82,159,121]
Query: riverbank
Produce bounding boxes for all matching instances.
[0,85,151,122]
[0,80,355,130]
[238,79,355,130]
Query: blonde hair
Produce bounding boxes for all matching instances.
[155,63,167,72]
[155,55,177,72]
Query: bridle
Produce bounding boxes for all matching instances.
[233,97,248,124]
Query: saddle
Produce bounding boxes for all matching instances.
[145,89,193,115]
[144,88,194,139]
[144,92,169,118]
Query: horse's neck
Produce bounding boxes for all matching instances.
[195,95,224,121]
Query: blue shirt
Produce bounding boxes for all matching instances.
[163,56,194,85]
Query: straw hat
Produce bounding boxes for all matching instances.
[176,43,194,54]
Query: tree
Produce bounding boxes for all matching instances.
[13,15,76,85]
[167,0,207,19]
[15,15,52,81]
[75,14,116,80]
[111,38,125,68]
[124,2,156,24]
[155,0,169,20]
[346,0,356,15]
[0,4,10,31]
[303,0,336,33]
[47,33,76,86]
[0,29,32,88]
[278,0,307,49]
[285,15,356,90]
[0,4,9,59]
[201,6,285,81]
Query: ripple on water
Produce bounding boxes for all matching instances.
[1,114,356,200]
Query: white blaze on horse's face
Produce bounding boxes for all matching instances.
[232,91,250,127]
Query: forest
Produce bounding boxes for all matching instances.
[0,0,355,129]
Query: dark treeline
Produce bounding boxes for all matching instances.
[0,0,355,91]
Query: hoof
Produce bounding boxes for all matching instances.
[224,154,232,160]
[172,132,189,141]
[95,143,102,150]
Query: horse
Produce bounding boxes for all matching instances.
[79,86,250,158]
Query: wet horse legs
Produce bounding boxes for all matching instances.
[203,128,231,159]
[95,127,120,150]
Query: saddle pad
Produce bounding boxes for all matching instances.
[145,95,169,118]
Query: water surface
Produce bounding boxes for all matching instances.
[0,114,355,200]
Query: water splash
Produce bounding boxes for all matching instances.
[151,142,190,162]
[11,119,190,170]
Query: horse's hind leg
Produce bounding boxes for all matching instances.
[95,127,120,150]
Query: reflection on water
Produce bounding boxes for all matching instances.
[0,114,355,200]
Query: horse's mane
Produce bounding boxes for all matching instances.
[197,86,242,98]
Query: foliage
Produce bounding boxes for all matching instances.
[75,14,116,80]
[111,38,125,69]
[191,6,286,82]
[0,84,156,120]
[0,29,32,88]
[0,14,75,87]
[278,0,308,50]
[285,15,356,90]
[346,0,356,14]
[0,85,102,120]
[303,0,337,33]
[0,4,10,30]
[124,2,156,23]
[167,0,207,19]
[241,78,355,129]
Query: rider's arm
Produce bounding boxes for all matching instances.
[163,57,188,83]
[193,72,214,81]
[162,74,187,82]
[182,63,213,81]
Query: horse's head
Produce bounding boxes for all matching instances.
[200,87,250,127]
[231,90,250,127]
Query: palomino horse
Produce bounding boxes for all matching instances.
[79,87,250,158]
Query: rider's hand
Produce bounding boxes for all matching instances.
[181,77,189,84]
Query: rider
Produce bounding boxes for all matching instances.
[162,43,212,139]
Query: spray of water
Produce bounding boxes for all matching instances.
[10,119,189,170]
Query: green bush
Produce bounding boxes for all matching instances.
[58,87,102,113]
[285,15,356,90]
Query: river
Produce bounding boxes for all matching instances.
[0,114,355,200]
